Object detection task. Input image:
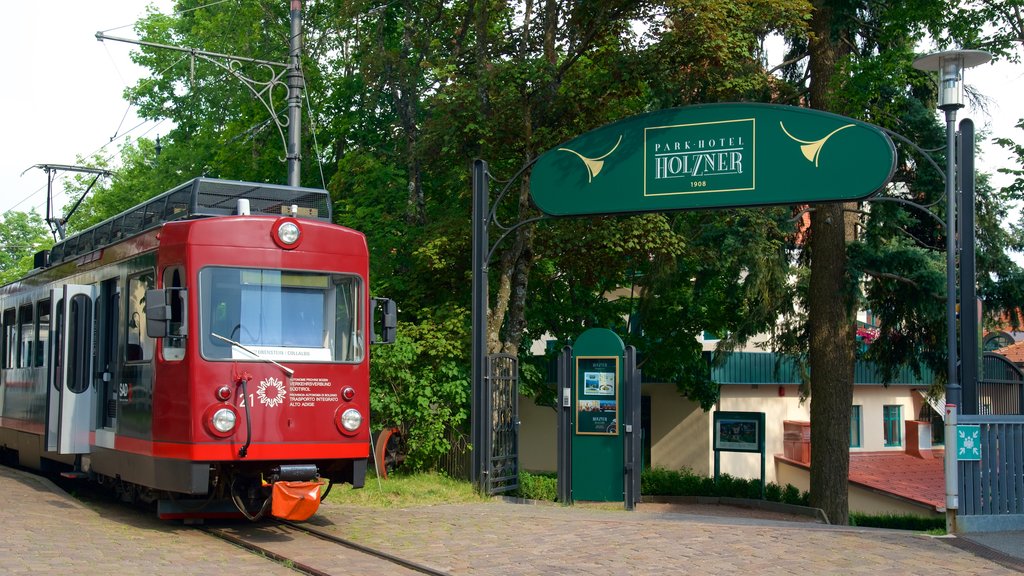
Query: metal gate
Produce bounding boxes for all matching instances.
[483,354,519,495]
[977,352,1024,415]
[957,352,1024,532]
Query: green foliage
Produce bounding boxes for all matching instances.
[848,512,945,532]
[939,0,1024,62]
[0,210,53,286]
[640,467,810,506]
[369,309,470,472]
[514,471,558,502]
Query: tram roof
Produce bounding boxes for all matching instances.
[43,178,331,268]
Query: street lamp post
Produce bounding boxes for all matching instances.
[912,48,991,532]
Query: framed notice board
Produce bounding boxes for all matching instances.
[575,356,619,435]
[713,411,765,453]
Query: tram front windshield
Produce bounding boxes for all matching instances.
[200,267,363,363]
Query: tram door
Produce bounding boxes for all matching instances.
[47,285,98,455]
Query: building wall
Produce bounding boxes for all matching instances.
[517,378,931,516]
[846,386,928,452]
[716,383,928,483]
[644,384,708,475]
[715,384,811,483]
[518,397,557,472]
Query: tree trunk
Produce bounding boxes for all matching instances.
[807,0,855,526]
[486,0,543,356]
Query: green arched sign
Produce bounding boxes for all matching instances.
[530,103,896,216]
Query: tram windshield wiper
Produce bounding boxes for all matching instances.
[211,332,295,376]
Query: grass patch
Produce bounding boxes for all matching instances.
[324,472,490,508]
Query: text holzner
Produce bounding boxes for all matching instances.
[653,137,744,179]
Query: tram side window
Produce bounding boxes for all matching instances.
[35,299,50,367]
[17,304,33,368]
[127,272,155,362]
[163,266,187,361]
[2,308,14,369]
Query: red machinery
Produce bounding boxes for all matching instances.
[0,178,395,520]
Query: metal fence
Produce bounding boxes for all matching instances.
[957,416,1024,532]
[437,427,471,480]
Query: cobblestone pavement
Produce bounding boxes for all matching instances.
[309,500,1021,575]
[1,465,1019,575]
[0,465,294,575]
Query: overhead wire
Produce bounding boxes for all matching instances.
[301,67,327,191]
[11,0,314,218]
[11,0,232,216]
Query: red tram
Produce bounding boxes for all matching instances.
[0,178,395,520]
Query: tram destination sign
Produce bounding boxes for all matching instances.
[529,103,897,216]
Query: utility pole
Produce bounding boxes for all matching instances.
[286,0,304,187]
[96,0,304,187]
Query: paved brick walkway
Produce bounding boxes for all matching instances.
[1,465,1019,575]
[311,501,1020,575]
[0,465,293,575]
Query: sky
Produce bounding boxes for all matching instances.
[2,1,174,218]
[1,3,1022,220]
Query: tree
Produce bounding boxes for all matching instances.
[0,210,52,285]
[772,0,1024,524]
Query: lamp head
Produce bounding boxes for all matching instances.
[913,50,991,111]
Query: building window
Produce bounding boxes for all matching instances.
[883,405,902,447]
[850,405,862,448]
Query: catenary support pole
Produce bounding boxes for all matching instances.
[286,0,304,187]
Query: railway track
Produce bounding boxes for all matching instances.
[201,519,451,576]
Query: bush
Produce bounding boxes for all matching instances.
[516,471,558,501]
[640,467,809,505]
[849,512,945,532]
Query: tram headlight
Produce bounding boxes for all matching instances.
[204,404,240,438]
[212,408,237,433]
[273,218,302,250]
[278,222,300,244]
[339,408,362,433]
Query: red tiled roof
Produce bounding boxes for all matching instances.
[776,450,946,512]
[847,451,945,512]
[994,340,1024,364]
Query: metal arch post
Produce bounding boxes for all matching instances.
[880,127,947,184]
[471,160,488,486]
[959,119,978,415]
[866,196,946,229]
[470,158,550,490]
[866,124,960,403]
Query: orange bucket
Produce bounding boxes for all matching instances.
[270,480,323,521]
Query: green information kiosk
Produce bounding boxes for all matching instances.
[570,328,625,502]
